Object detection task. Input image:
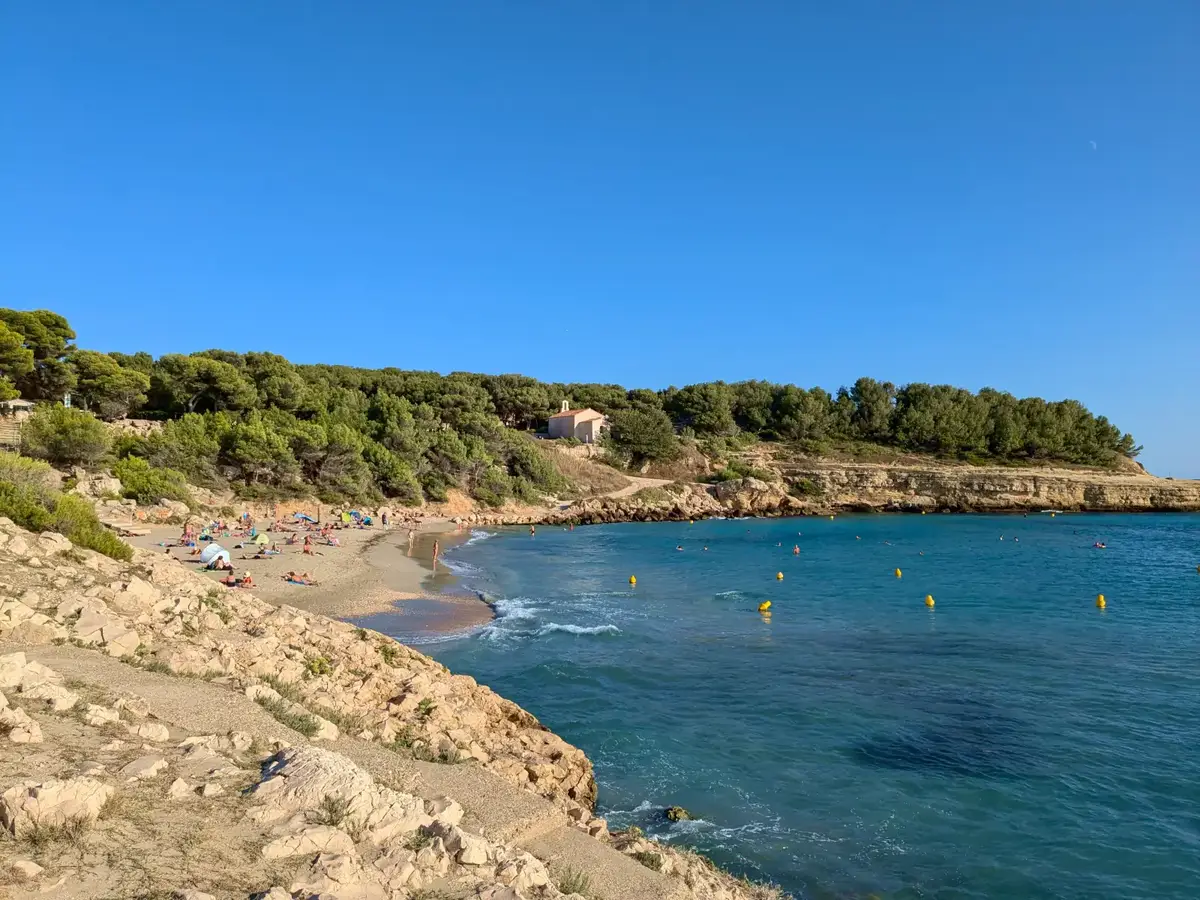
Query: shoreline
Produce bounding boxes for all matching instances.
[126,518,496,632]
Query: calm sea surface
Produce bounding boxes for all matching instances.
[382,514,1200,899]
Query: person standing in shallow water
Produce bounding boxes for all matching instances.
[530,525,536,536]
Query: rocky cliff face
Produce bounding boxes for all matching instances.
[780,460,1200,512]
[464,460,1200,526]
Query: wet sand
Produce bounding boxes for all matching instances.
[126,517,494,630]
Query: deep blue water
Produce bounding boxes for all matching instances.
[391,514,1200,899]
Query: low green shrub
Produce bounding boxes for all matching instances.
[19,405,111,467]
[0,453,132,561]
[113,455,192,505]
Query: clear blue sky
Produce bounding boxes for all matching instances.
[2,2,1197,475]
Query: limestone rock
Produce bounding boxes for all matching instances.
[10,858,44,881]
[665,805,691,822]
[121,754,168,780]
[167,778,192,799]
[84,704,122,727]
[115,694,150,718]
[1,706,43,744]
[0,778,114,835]
[198,782,224,798]
[262,825,355,859]
[426,795,463,827]
[290,852,387,900]
[21,681,79,712]
[129,722,170,742]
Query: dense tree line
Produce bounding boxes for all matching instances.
[0,309,1140,505]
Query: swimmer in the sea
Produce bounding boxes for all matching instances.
[676,545,684,551]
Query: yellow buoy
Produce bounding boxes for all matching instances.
[894,568,902,578]
[758,601,771,612]
[689,519,694,525]
[776,571,784,580]
[1051,512,1056,518]
[829,515,835,520]
[629,575,637,586]
[921,510,927,515]
[925,595,935,608]
[1096,593,1106,609]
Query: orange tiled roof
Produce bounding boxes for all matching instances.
[549,408,602,419]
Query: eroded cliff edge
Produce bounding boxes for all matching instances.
[476,458,1200,526]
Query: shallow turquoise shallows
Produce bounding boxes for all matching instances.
[384,514,1200,900]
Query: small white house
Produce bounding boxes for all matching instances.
[548,401,607,443]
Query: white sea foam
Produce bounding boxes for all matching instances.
[491,596,539,621]
[536,623,620,637]
[437,556,482,576]
[461,529,496,547]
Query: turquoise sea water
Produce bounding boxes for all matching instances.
[388,514,1200,899]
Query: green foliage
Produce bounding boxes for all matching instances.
[0,453,132,561]
[788,478,822,497]
[254,694,320,737]
[711,458,775,483]
[304,656,333,677]
[222,415,300,487]
[0,451,57,493]
[378,642,400,666]
[151,353,256,414]
[0,307,1141,514]
[0,309,77,400]
[113,456,192,505]
[664,382,736,436]
[68,350,150,420]
[19,404,111,467]
[632,850,664,871]
[146,413,228,486]
[607,408,679,466]
[556,867,592,896]
[0,321,35,400]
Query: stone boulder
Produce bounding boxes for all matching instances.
[0,778,114,836]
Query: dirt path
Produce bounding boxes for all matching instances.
[601,475,674,498]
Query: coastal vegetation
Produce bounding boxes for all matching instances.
[0,308,1141,507]
[0,451,132,560]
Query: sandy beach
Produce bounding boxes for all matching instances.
[126,515,495,632]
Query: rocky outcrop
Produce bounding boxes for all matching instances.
[779,459,1200,512]
[0,518,597,819]
[0,652,587,900]
[461,459,1200,526]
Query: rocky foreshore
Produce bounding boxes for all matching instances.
[0,518,785,900]
[460,460,1200,527]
